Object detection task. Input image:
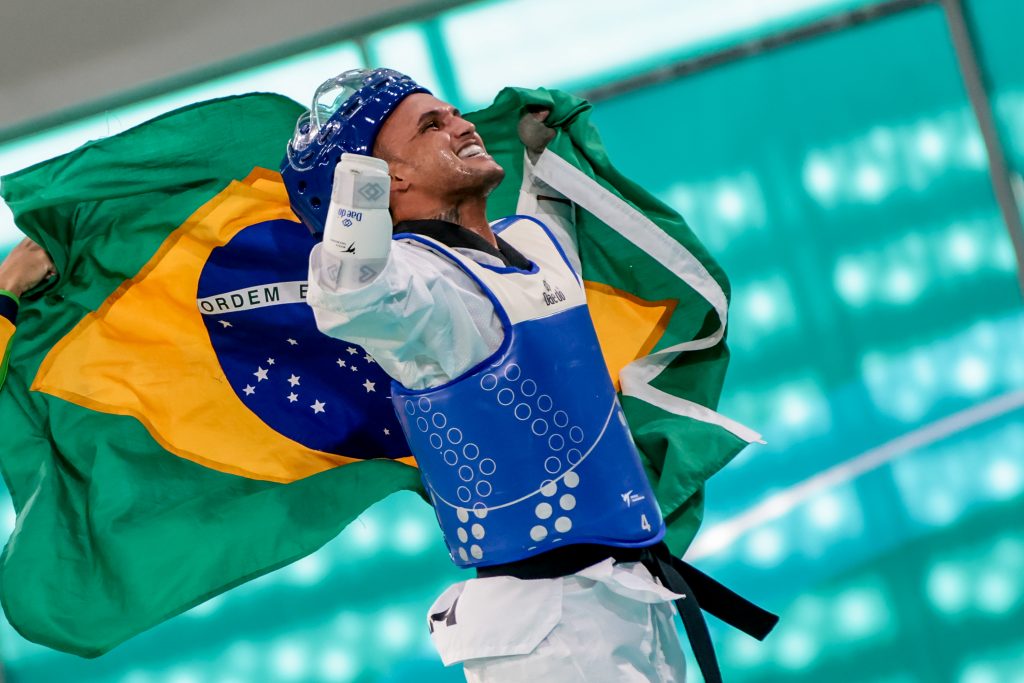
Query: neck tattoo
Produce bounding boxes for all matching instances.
[430,207,462,225]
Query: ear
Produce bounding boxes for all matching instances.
[389,162,411,194]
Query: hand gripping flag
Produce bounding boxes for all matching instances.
[0,89,758,656]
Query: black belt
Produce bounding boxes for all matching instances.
[476,542,779,683]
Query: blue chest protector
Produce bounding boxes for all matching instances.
[392,216,665,568]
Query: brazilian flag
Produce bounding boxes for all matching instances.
[0,89,758,656]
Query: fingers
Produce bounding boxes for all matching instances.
[517,114,556,159]
[0,237,56,295]
[23,238,55,274]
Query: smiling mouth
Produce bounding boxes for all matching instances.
[457,144,487,159]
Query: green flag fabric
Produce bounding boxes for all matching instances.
[0,88,755,657]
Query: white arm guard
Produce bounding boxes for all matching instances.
[322,153,393,289]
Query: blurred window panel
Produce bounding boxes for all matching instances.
[589,4,1024,679]
[442,0,890,108]
[366,24,448,101]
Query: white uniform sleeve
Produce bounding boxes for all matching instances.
[307,149,573,391]
[517,150,581,275]
[307,241,504,390]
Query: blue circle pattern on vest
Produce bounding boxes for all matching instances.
[402,355,598,563]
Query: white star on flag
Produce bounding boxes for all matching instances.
[346,347,358,355]
[219,320,232,328]
[243,385,255,396]
[336,359,346,368]
[363,379,376,393]
[287,338,298,346]
[311,400,326,414]
[267,358,275,366]
[383,428,390,435]
[287,392,298,403]
[350,365,359,372]
[254,367,269,382]
[288,374,301,387]
[364,354,375,363]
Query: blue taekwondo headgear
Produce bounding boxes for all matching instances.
[281,68,430,237]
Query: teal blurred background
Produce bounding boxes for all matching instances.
[1,0,1022,681]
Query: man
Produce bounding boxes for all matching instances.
[0,238,56,390]
[283,68,774,682]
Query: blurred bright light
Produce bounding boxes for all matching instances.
[715,185,745,222]
[225,641,259,671]
[731,276,797,352]
[775,630,817,670]
[924,491,961,526]
[867,125,897,155]
[122,672,155,683]
[806,492,844,531]
[947,227,981,270]
[166,669,202,683]
[835,588,888,638]
[661,172,766,253]
[379,610,416,650]
[288,554,329,585]
[728,630,766,666]
[927,563,970,614]
[834,257,871,307]
[746,527,785,567]
[891,387,928,422]
[962,130,988,168]
[993,536,1024,569]
[394,515,434,554]
[666,184,697,217]
[976,570,1020,614]
[320,648,357,681]
[992,237,1017,271]
[348,514,381,551]
[778,390,812,427]
[916,125,947,163]
[186,595,224,619]
[955,356,993,396]
[855,163,887,201]
[789,594,826,625]
[747,287,778,324]
[984,458,1022,499]
[884,265,923,303]
[909,351,937,386]
[960,664,1001,683]
[803,155,837,202]
[272,642,309,680]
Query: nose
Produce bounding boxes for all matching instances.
[451,114,476,138]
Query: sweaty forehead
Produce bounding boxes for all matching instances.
[376,93,453,145]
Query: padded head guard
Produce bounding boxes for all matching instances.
[281,68,430,237]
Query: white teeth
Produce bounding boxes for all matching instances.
[458,144,484,159]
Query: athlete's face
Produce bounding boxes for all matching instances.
[373,93,505,202]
